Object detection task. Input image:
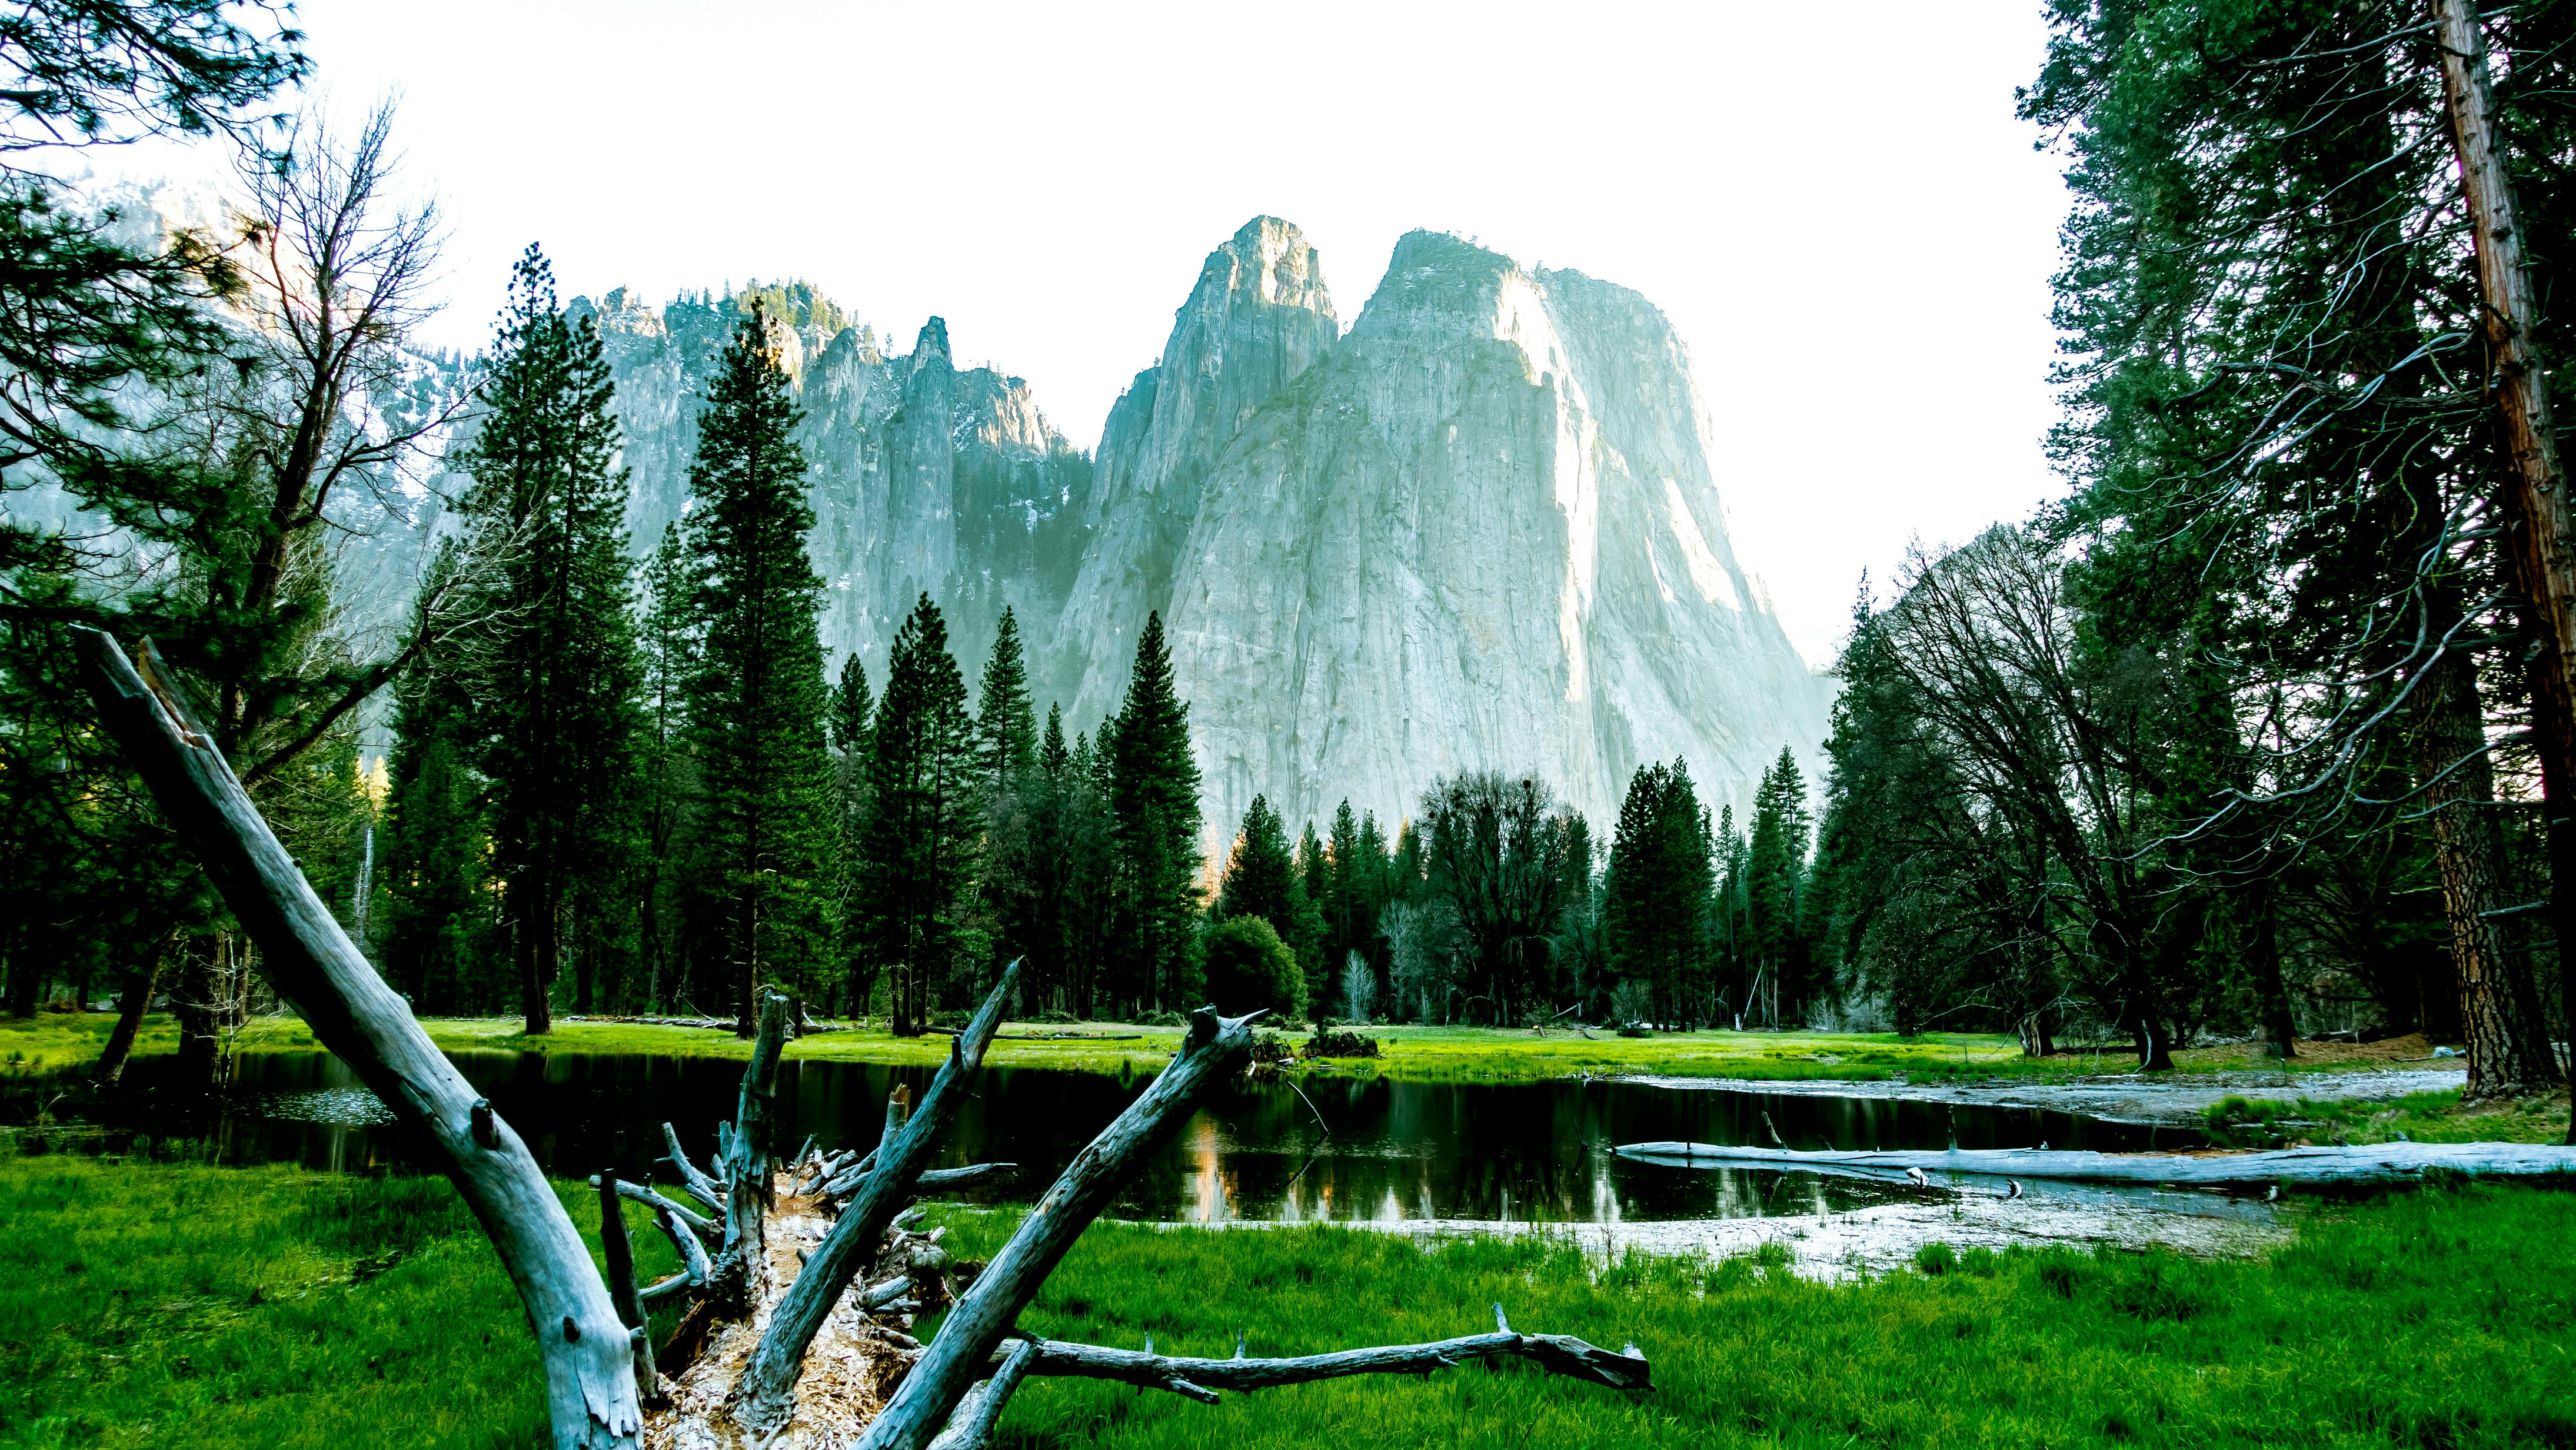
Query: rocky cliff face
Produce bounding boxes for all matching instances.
[1043,217,1341,721]
[1147,230,1831,846]
[569,283,1091,679]
[562,218,1826,839]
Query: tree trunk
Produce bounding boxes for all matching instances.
[518,868,555,1035]
[96,924,181,1085]
[2415,646,2560,1098]
[2432,0,2576,1129]
[172,934,228,1095]
[2245,877,2297,1059]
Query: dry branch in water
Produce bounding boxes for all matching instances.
[74,624,1652,1450]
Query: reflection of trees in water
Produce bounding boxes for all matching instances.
[95,1053,2174,1223]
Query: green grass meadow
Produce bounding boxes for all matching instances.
[6,1009,2438,1086]
[4,1150,2572,1449]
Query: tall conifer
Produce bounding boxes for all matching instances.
[680,306,834,1029]
[858,594,982,1034]
[635,524,695,1010]
[974,606,1038,786]
[455,245,643,1030]
[1106,611,1203,1010]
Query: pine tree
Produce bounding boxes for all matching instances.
[830,655,875,758]
[1105,611,1203,1010]
[1039,704,1071,778]
[1603,761,1713,1027]
[1291,820,1330,1006]
[973,606,1038,787]
[1353,810,1394,1009]
[680,306,835,1030]
[635,524,696,1010]
[375,547,491,1013]
[823,653,874,1018]
[1216,796,1298,927]
[1322,800,1361,1012]
[455,245,644,1029]
[858,594,983,1035]
[1743,748,1812,1027]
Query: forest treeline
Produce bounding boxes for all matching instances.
[2,2,2573,1132]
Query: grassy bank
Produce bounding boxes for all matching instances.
[5,1152,2572,1448]
[2209,1086,2575,1147]
[4,1009,2465,1085]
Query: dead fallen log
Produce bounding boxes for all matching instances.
[69,627,644,1449]
[913,1163,1019,1192]
[1610,1139,2576,1185]
[733,961,1027,1431]
[922,1026,1146,1041]
[993,1304,1649,1399]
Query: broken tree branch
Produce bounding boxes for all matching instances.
[588,1176,717,1245]
[661,1120,725,1212]
[715,993,790,1303]
[993,1309,1650,1399]
[597,1173,658,1399]
[67,625,643,1449]
[854,1005,1265,1450]
[735,961,1024,1429]
[911,1163,1018,1193]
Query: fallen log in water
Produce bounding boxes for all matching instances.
[1610,1139,2576,1185]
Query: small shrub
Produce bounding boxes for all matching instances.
[1134,1010,1186,1027]
[1249,1033,1295,1065]
[1304,1029,1380,1060]
[1203,917,1306,1018]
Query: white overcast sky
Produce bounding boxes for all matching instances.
[109,1,2073,667]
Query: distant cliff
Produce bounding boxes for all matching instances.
[562,219,1830,839]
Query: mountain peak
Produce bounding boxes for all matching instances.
[1193,215,1334,321]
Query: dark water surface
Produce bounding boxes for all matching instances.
[100,1050,2191,1225]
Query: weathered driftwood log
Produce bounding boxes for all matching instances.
[734,962,1024,1429]
[922,1027,1146,1042]
[661,1120,727,1212]
[926,1338,1038,1450]
[597,1174,660,1400]
[913,1163,1017,1192]
[1610,1139,2576,1184]
[714,993,791,1305]
[590,1176,717,1244]
[854,1006,1256,1450]
[990,1304,1649,1400]
[69,627,644,1449]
